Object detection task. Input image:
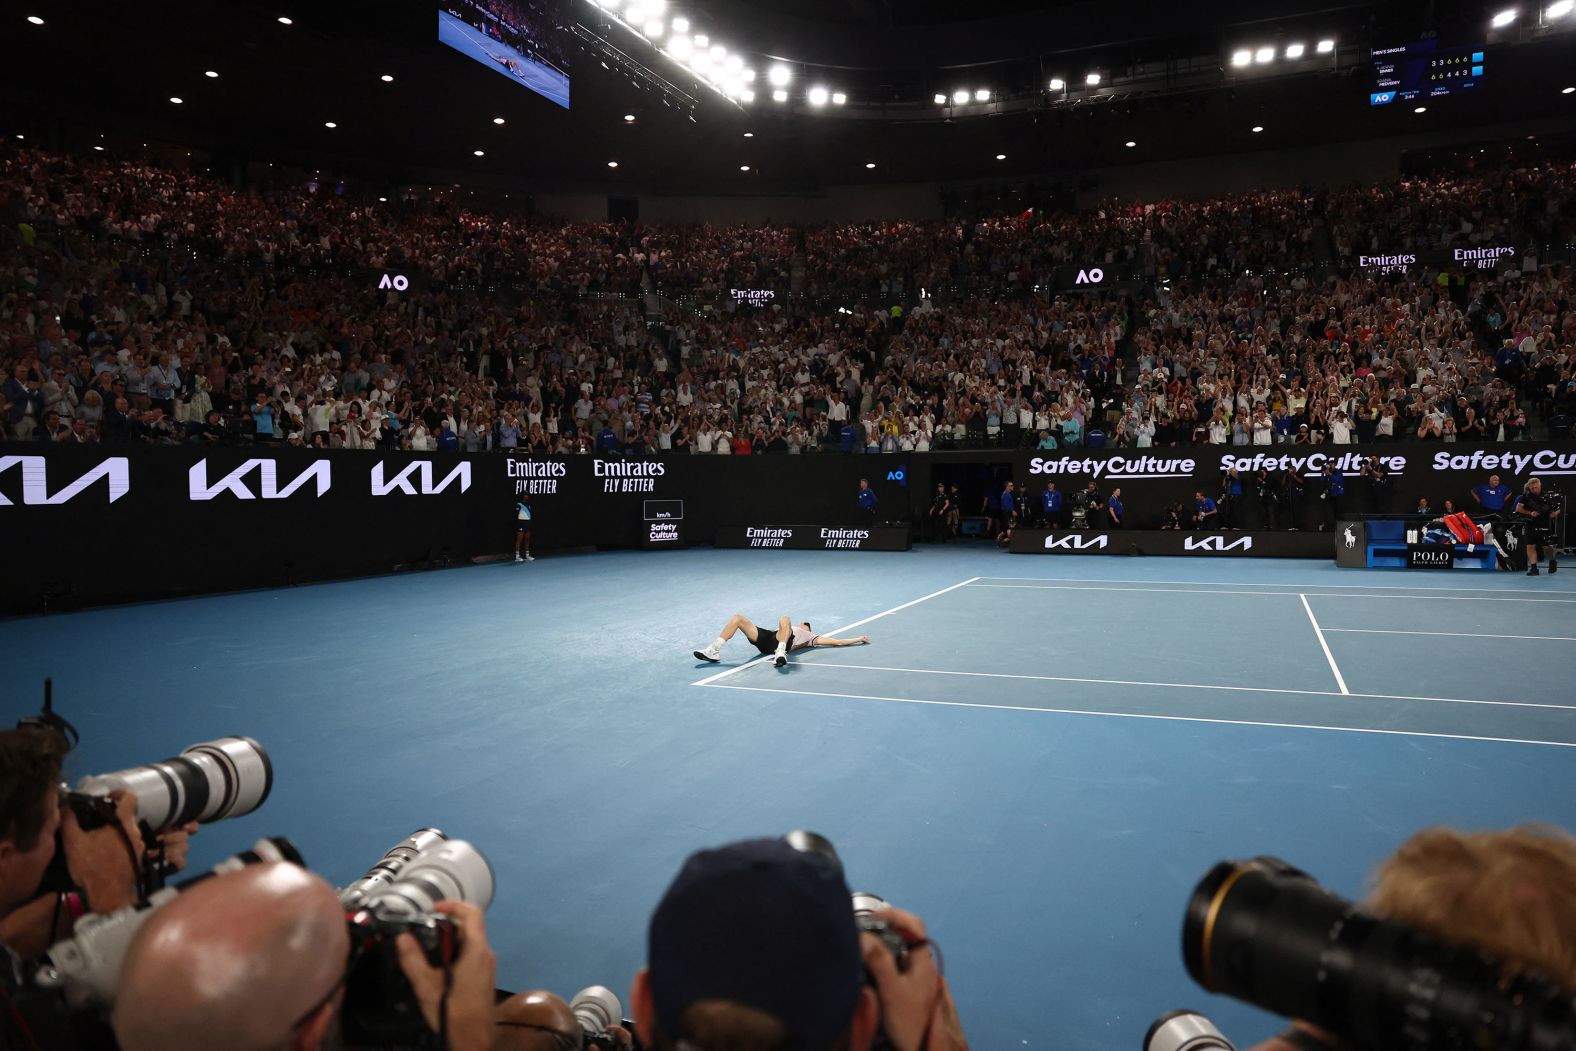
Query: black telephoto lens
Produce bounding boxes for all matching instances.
[1182,858,1576,1051]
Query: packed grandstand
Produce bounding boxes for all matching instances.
[3,149,1573,455]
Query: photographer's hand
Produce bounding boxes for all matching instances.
[153,821,200,873]
[61,789,144,913]
[396,900,497,1051]
[861,908,968,1051]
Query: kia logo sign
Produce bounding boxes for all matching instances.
[378,274,410,291]
[1044,534,1108,550]
[1183,535,1253,552]
[370,461,471,496]
[0,456,130,505]
[189,459,331,500]
[1074,268,1104,285]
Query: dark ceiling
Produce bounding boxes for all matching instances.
[1,0,1571,198]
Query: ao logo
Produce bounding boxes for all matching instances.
[1074,268,1104,285]
[378,274,410,291]
[886,468,906,484]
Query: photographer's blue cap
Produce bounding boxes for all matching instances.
[648,837,863,1051]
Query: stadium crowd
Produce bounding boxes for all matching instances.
[2,148,1574,455]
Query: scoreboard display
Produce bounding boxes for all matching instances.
[1370,39,1484,106]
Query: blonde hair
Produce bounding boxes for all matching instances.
[1367,824,1576,990]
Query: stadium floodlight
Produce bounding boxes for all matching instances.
[623,113,636,122]
[473,149,484,156]
[831,91,846,104]
[666,34,691,57]
[743,131,753,137]
[1316,38,1335,53]
[493,116,506,124]
[690,49,711,69]
[952,89,970,104]
[1565,85,1576,93]
[608,160,619,167]
[1284,42,1305,58]
[1254,46,1274,63]
[1048,77,1065,90]
[933,92,947,104]
[1125,140,1136,147]
[768,63,791,86]
[772,88,787,102]
[865,162,875,169]
[693,33,708,47]
[643,19,663,37]
[1251,125,1264,132]
[26,15,44,24]
[742,67,754,81]
[170,96,184,104]
[1085,72,1101,85]
[725,54,743,72]
[1549,0,1574,17]
[1231,49,1252,67]
[380,73,394,82]
[741,89,755,103]
[739,165,750,171]
[93,145,104,151]
[671,15,688,32]
[709,44,726,60]
[974,88,990,101]
[625,5,645,24]
[1491,8,1517,26]
[995,153,1006,160]
[807,85,829,105]
[1414,105,1427,112]
[205,70,219,78]
[277,16,292,25]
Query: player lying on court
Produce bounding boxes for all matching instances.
[693,613,871,668]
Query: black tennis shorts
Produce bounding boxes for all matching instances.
[751,621,788,655]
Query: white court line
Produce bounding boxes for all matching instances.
[1325,628,1576,642]
[967,583,1576,603]
[689,576,981,687]
[975,575,1576,595]
[746,661,1576,712]
[701,683,1576,750]
[1300,594,1350,694]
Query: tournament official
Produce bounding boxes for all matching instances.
[856,478,878,522]
[1471,473,1513,513]
[1040,481,1063,528]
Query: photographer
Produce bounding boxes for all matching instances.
[1242,824,1576,1051]
[1514,477,1561,577]
[112,862,499,1051]
[629,837,967,1051]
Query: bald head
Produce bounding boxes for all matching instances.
[496,989,581,1051]
[114,862,349,1051]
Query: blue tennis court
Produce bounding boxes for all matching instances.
[4,548,1573,1049]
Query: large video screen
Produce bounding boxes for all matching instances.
[439,0,570,110]
[1370,39,1484,106]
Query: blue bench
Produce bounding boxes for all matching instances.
[1363,519,1496,570]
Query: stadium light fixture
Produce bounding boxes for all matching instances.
[952,89,970,104]
[378,197,387,202]
[831,91,846,104]
[741,89,755,103]
[1491,8,1517,26]
[974,88,990,102]
[666,34,691,58]
[1230,49,1252,67]
[725,54,743,72]
[671,15,688,31]
[623,113,636,122]
[1284,42,1305,58]
[1048,77,1065,90]
[93,145,104,151]
[1414,105,1427,112]
[1085,72,1101,85]
[768,64,790,86]
[625,4,645,23]
[26,15,44,24]
[772,88,787,102]
[1316,38,1335,53]
[742,68,754,81]
[709,43,726,60]
[693,33,708,47]
[865,162,875,169]
[170,96,184,104]
[739,165,750,171]
[743,131,754,137]
[1125,140,1136,147]
[1254,46,1274,63]
[1565,85,1576,93]
[933,93,946,104]
[381,74,394,82]
[277,16,292,25]
[204,70,219,78]
[608,160,619,167]
[995,153,1006,160]
[1549,0,1574,17]
[807,85,829,105]
[643,19,663,38]
[473,149,484,156]
[493,116,506,124]
[1252,125,1264,132]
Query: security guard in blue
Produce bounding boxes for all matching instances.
[1471,473,1512,512]
[1041,481,1063,527]
[856,477,878,519]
